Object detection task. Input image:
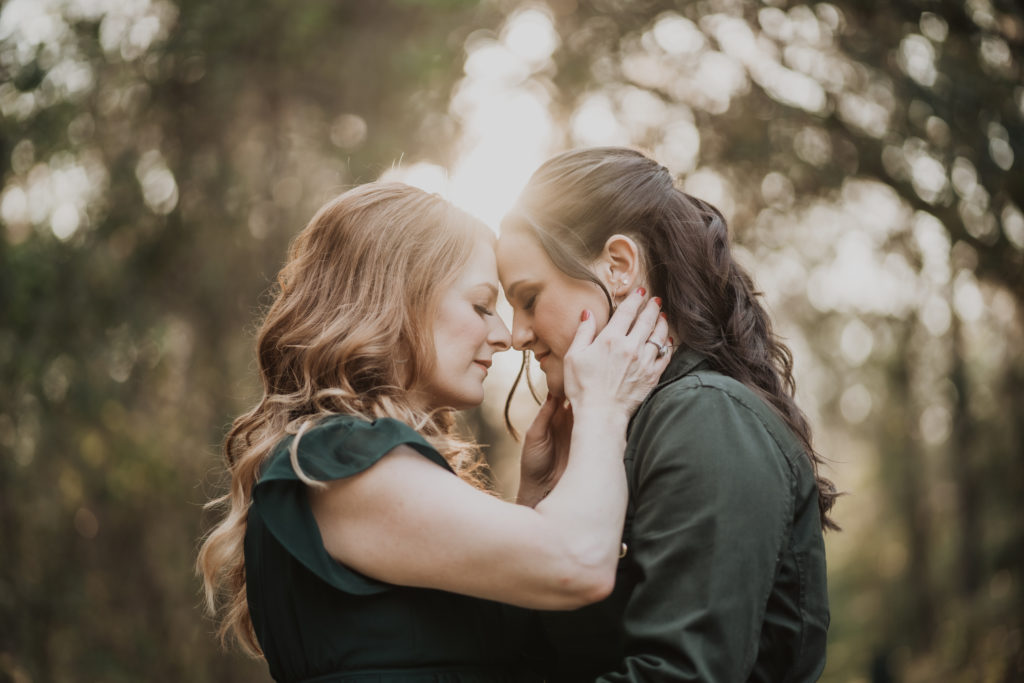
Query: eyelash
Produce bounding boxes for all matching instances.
[474,304,495,317]
[522,295,537,312]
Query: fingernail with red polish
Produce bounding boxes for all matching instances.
[660,312,667,320]
[637,287,646,296]
[580,309,591,321]
[653,297,662,307]
[669,337,674,344]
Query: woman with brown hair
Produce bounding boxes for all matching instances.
[497,147,839,682]
[197,181,671,682]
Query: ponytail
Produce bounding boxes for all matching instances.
[659,192,840,529]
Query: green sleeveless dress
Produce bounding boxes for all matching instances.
[244,415,543,683]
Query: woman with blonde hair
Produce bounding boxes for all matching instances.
[197,181,670,682]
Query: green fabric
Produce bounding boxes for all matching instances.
[535,349,830,682]
[245,414,541,683]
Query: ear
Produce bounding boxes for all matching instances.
[594,234,642,302]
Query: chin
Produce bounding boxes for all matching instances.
[453,388,486,411]
[542,374,565,399]
[427,388,484,412]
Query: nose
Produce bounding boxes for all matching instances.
[489,315,512,352]
[510,311,534,351]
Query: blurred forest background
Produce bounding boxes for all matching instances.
[1,0,1021,681]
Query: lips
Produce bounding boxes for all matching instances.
[473,360,492,370]
[533,351,550,363]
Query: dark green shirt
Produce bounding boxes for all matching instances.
[535,350,830,682]
[244,415,543,683]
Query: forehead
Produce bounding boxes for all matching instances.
[452,236,498,286]
[495,230,554,282]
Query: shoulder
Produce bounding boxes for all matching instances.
[260,414,451,485]
[645,369,759,411]
[633,370,756,429]
[643,370,799,447]
[629,369,803,480]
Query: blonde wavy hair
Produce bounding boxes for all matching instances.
[197,182,493,655]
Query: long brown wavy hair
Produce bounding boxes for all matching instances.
[197,182,493,655]
[502,147,839,531]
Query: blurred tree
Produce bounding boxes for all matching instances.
[0,0,493,681]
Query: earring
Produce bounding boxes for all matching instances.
[612,277,630,305]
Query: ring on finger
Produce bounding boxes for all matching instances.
[646,339,669,358]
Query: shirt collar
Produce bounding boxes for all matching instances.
[657,346,709,387]
[627,346,710,432]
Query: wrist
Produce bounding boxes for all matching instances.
[569,400,630,429]
[569,412,630,452]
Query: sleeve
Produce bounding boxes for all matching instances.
[250,415,453,595]
[597,383,795,682]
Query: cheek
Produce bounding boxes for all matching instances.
[534,303,579,355]
[458,313,490,351]
[436,308,485,361]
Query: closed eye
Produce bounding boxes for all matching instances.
[474,304,495,317]
[521,294,537,312]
